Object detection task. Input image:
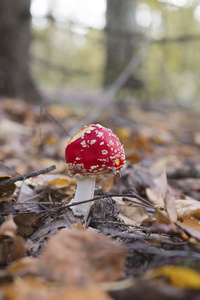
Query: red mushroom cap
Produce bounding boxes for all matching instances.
[65,124,125,176]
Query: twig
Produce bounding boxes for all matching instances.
[94,220,146,229]
[0,165,56,186]
[130,190,154,207]
[64,192,155,209]
[122,197,153,209]
[102,229,152,240]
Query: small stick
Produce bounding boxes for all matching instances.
[129,190,154,207]
[64,192,155,209]
[0,165,56,186]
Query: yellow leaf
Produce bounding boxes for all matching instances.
[150,265,200,289]
[47,178,76,185]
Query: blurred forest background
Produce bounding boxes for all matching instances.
[0,0,200,106]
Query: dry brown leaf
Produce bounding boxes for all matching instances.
[172,199,200,240]
[157,171,177,223]
[0,215,26,264]
[0,176,16,201]
[116,200,149,225]
[147,171,177,224]
[153,198,200,237]
[175,199,200,219]
[176,218,200,240]
[154,204,172,225]
[165,191,177,223]
[71,223,86,231]
[177,222,200,241]
[38,228,127,284]
[6,256,38,277]
[0,214,17,236]
[14,212,43,237]
[3,277,112,300]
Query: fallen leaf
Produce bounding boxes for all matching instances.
[38,228,127,284]
[116,198,149,225]
[0,176,16,201]
[175,199,200,219]
[0,215,26,264]
[176,221,200,241]
[14,212,43,237]
[47,176,76,185]
[145,265,200,289]
[71,222,86,231]
[154,204,172,225]
[147,171,177,224]
[3,277,112,300]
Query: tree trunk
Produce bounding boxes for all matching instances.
[104,0,143,89]
[0,0,40,102]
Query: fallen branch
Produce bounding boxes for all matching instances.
[0,165,56,186]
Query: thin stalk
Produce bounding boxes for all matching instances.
[71,176,96,220]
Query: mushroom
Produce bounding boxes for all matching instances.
[65,124,125,220]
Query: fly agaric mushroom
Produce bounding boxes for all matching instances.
[65,124,125,220]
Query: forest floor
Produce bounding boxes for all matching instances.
[1,96,200,299]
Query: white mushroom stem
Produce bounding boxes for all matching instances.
[71,175,96,220]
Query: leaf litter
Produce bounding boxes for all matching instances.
[1,97,200,299]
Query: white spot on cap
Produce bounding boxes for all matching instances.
[109,140,114,146]
[100,141,104,145]
[98,158,107,162]
[102,150,108,155]
[90,165,99,170]
[85,127,95,134]
[81,140,87,147]
[96,124,103,128]
[90,139,97,145]
[96,131,104,138]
